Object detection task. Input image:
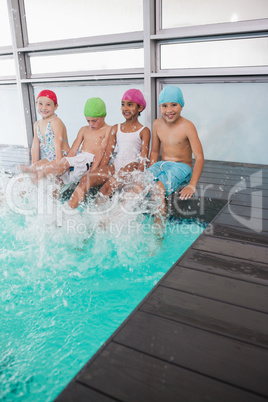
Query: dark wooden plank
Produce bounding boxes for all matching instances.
[213,213,267,232]
[167,196,227,221]
[230,194,268,209]
[179,248,268,284]
[205,222,268,246]
[220,204,268,219]
[115,311,268,397]
[161,266,268,312]
[77,342,267,402]
[201,169,268,180]
[196,183,268,198]
[193,186,266,202]
[190,187,232,200]
[55,381,116,402]
[200,171,268,184]
[202,161,268,173]
[141,286,268,348]
[193,234,268,264]
[198,176,268,188]
[216,211,268,226]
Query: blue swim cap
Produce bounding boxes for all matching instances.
[159,86,185,107]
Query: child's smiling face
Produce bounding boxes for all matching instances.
[36,97,57,119]
[121,100,142,119]
[160,102,182,124]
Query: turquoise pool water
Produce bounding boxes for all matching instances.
[0,172,206,401]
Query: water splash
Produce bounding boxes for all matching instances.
[0,169,206,401]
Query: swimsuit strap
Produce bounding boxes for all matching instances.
[118,123,144,134]
[37,115,54,141]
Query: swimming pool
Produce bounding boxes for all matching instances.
[0,172,206,401]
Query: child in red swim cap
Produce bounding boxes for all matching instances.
[20,89,70,173]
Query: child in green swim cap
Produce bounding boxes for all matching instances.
[68,88,151,209]
[28,97,111,186]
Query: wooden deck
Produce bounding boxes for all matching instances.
[1,146,267,402]
[55,160,268,402]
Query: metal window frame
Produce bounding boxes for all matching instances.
[1,0,268,149]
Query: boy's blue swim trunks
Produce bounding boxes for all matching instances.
[146,161,192,196]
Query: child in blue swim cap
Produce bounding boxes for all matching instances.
[146,85,204,228]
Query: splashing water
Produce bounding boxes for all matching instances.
[0,170,206,401]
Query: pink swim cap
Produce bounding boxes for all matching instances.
[121,89,146,110]
[37,90,58,105]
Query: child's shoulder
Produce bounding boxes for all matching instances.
[102,122,112,132]
[181,116,196,130]
[153,117,162,126]
[50,114,65,127]
[110,124,119,134]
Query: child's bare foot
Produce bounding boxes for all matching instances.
[18,164,33,173]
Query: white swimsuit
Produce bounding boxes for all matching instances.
[60,152,95,184]
[113,124,144,173]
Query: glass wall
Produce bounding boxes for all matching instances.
[0,58,16,77]
[0,86,24,146]
[30,48,144,75]
[0,0,268,165]
[159,82,268,164]
[161,0,268,29]
[0,0,12,46]
[161,37,268,70]
[24,0,143,42]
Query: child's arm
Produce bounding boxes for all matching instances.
[137,127,151,171]
[179,123,204,200]
[90,128,111,171]
[99,125,117,167]
[51,118,68,163]
[31,122,40,164]
[66,128,85,157]
[148,120,161,167]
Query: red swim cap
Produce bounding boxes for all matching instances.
[121,88,146,110]
[36,90,58,105]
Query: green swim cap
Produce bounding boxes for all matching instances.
[84,97,106,117]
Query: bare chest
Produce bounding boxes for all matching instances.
[158,128,188,147]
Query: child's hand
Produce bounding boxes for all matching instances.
[179,184,196,200]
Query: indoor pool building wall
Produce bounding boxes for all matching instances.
[0,0,268,401]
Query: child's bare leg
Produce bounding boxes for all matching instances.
[19,158,48,173]
[153,181,167,232]
[68,165,114,209]
[36,158,70,180]
[96,177,118,205]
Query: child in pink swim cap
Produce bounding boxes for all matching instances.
[68,88,151,209]
[121,89,146,113]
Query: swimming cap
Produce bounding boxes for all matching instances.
[37,90,58,105]
[159,86,184,107]
[121,89,146,110]
[84,97,106,117]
